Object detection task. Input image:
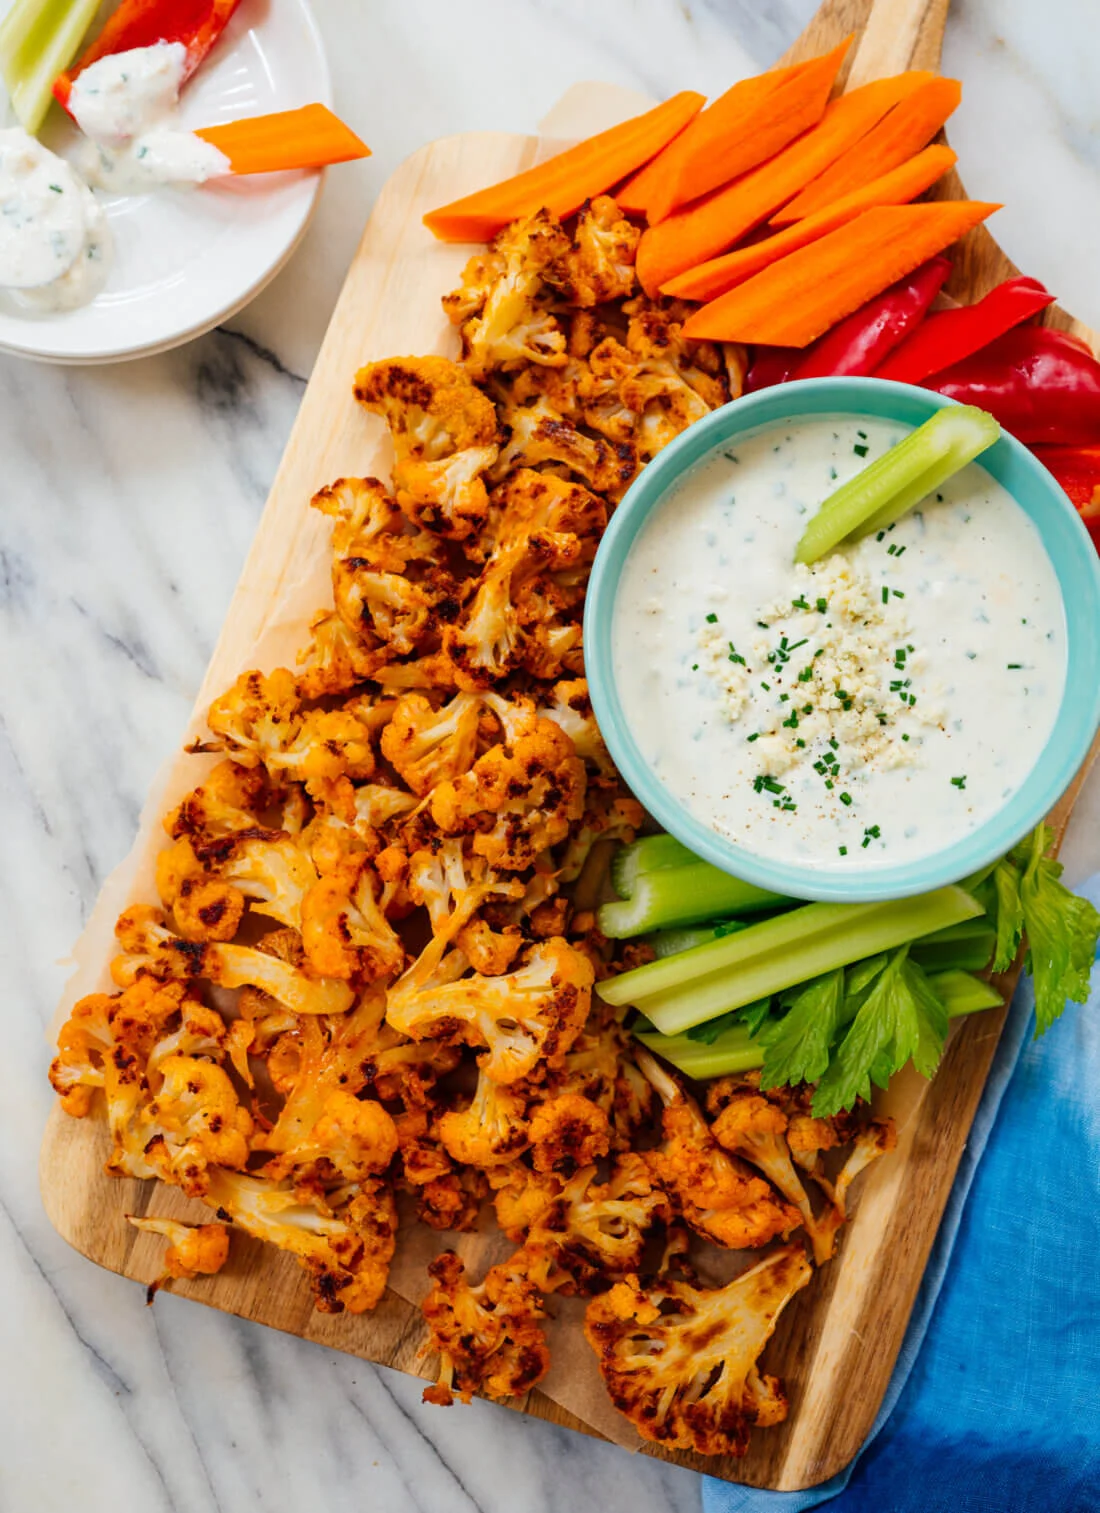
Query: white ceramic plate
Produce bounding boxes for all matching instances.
[0,0,329,364]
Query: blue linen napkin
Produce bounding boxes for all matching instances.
[704,875,1100,1513]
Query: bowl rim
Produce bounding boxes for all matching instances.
[584,376,1100,903]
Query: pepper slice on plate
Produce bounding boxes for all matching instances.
[925,326,1100,446]
[791,255,951,379]
[875,276,1056,384]
[53,0,240,110]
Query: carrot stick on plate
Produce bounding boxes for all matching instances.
[661,143,957,302]
[681,200,999,346]
[644,37,852,223]
[771,75,962,225]
[635,72,934,296]
[423,91,705,243]
[195,104,370,175]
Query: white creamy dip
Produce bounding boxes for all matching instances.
[69,42,229,192]
[0,128,111,310]
[612,413,1067,869]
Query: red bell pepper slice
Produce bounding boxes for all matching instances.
[874,276,1055,385]
[744,345,801,393]
[790,255,951,381]
[925,327,1100,446]
[54,0,240,110]
[1031,445,1100,550]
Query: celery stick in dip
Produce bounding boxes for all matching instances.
[611,414,1067,870]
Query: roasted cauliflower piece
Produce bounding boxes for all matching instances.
[443,467,605,687]
[261,1089,399,1189]
[584,1245,813,1457]
[431,710,586,872]
[420,1249,550,1406]
[547,195,639,308]
[490,396,637,501]
[298,856,405,984]
[638,1052,800,1251]
[126,1215,230,1301]
[354,356,500,543]
[165,760,274,842]
[204,1168,397,1315]
[445,209,570,380]
[528,1092,611,1176]
[112,904,354,1018]
[706,1078,844,1266]
[492,1151,670,1294]
[139,1055,253,1196]
[380,690,483,796]
[386,937,592,1084]
[437,1067,531,1168]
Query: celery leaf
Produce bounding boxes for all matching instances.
[758,969,844,1089]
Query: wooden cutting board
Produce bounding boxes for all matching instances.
[39,0,1100,1490]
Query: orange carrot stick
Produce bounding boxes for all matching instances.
[771,75,962,224]
[635,72,933,296]
[647,37,852,222]
[195,104,370,175]
[616,69,790,216]
[661,143,956,301]
[422,91,705,243]
[681,201,999,346]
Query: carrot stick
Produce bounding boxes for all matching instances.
[617,70,788,217]
[195,104,370,175]
[771,76,962,225]
[661,144,956,301]
[635,72,934,296]
[647,37,852,223]
[423,91,705,243]
[681,201,999,346]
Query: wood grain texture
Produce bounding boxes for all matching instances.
[40,0,1100,1491]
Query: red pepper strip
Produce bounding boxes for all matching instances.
[791,255,950,380]
[874,276,1055,384]
[744,345,801,393]
[925,327,1100,446]
[1033,446,1100,551]
[54,0,240,109]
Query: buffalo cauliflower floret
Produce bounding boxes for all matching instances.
[50,977,186,1123]
[139,1055,253,1196]
[438,1068,530,1168]
[165,760,272,842]
[528,1092,610,1176]
[354,356,500,543]
[380,690,483,797]
[112,904,354,1018]
[547,196,639,308]
[489,396,637,501]
[298,856,405,983]
[386,937,592,1084]
[446,209,571,380]
[584,1244,813,1456]
[638,1052,800,1250]
[204,1168,397,1315]
[706,1079,843,1266]
[126,1215,230,1301]
[420,1248,550,1406]
[261,1089,399,1189]
[431,713,586,872]
[443,469,605,688]
[492,1152,670,1294]
[539,677,615,775]
[296,609,386,697]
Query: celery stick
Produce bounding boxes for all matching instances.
[633,968,1000,1081]
[648,920,746,959]
[598,861,788,940]
[911,920,996,974]
[603,886,982,1035]
[0,0,100,133]
[609,834,695,900]
[794,407,1000,565]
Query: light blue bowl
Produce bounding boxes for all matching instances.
[584,378,1100,902]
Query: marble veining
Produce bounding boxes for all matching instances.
[4,1,1099,1510]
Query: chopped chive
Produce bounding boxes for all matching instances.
[882,586,890,603]
[747,732,760,742]
[892,589,905,599]
[791,595,810,611]
[854,443,869,457]
[1007,662,1022,670]
[839,792,853,806]
[838,845,848,856]
[705,612,718,623]
[951,775,967,789]
[815,597,828,613]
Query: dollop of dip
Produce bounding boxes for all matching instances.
[0,128,111,310]
[69,41,229,192]
[612,413,1067,870]
[0,41,229,313]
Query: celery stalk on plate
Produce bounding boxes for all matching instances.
[794,405,1001,565]
[0,0,99,133]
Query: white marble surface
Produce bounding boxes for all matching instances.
[5,3,1100,1510]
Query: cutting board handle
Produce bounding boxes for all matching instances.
[846,0,950,85]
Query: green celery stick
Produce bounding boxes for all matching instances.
[794,406,1000,565]
[911,919,997,973]
[0,0,100,134]
[609,834,695,900]
[598,860,787,940]
[647,920,746,959]
[601,886,982,1035]
[633,967,1001,1081]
